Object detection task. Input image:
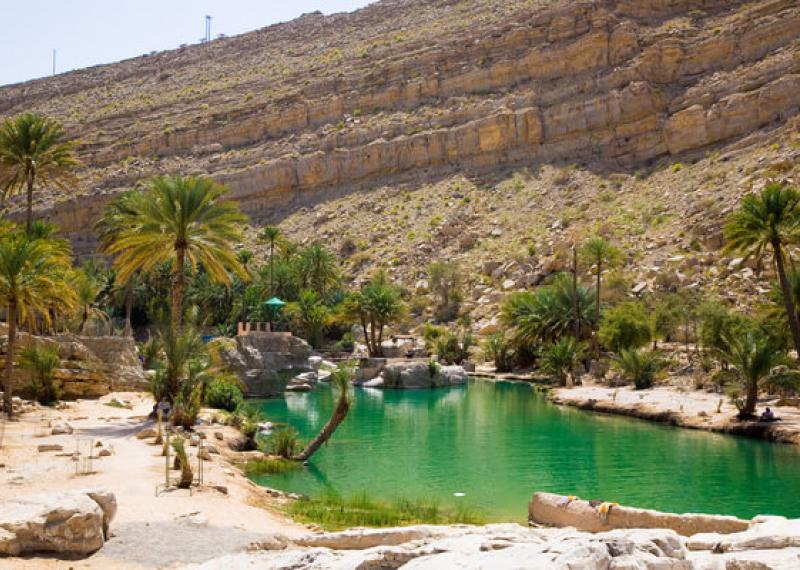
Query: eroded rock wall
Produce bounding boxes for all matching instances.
[0,0,798,254]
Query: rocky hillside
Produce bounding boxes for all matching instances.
[1,0,799,324]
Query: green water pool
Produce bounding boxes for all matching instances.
[250,379,800,521]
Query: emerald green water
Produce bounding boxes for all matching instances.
[251,379,800,521]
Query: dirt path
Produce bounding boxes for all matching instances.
[0,392,306,569]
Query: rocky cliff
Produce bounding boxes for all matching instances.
[1,0,798,260]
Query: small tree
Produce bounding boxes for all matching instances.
[649,297,679,350]
[429,261,462,322]
[599,302,651,353]
[171,436,194,489]
[288,290,329,348]
[483,333,514,373]
[342,271,404,357]
[259,225,282,295]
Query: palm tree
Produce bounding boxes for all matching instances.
[259,225,281,295]
[95,191,140,336]
[0,113,79,234]
[106,176,248,332]
[342,271,404,356]
[293,363,354,461]
[718,329,786,418]
[298,245,338,298]
[581,237,620,358]
[724,183,800,358]
[288,290,329,347]
[541,337,586,387]
[0,231,76,416]
[501,273,595,349]
[70,268,109,335]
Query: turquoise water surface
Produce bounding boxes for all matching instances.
[251,379,800,521]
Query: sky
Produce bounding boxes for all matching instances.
[0,1,374,87]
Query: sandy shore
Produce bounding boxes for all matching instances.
[552,382,800,444]
[0,392,306,569]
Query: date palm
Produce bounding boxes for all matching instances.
[259,225,281,295]
[95,191,140,336]
[0,113,79,234]
[0,231,76,416]
[724,183,800,358]
[581,237,620,358]
[718,330,785,418]
[106,176,248,332]
[293,363,354,462]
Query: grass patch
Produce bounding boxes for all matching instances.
[104,398,132,409]
[286,491,484,530]
[244,457,302,476]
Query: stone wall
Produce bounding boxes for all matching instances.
[0,328,146,399]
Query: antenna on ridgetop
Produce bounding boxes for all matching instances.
[204,15,212,43]
[52,49,56,75]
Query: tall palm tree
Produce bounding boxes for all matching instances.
[0,231,76,416]
[298,245,338,298]
[259,225,281,295]
[95,191,140,336]
[724,183,800,358]
[581,237,620,358]
[293,363,354,462]
[106,176,248,332]
[342,271,404,356]
[0,113,79,234]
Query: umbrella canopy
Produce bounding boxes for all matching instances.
[265,297,286,307]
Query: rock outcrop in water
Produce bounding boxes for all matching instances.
[359,361,467,389]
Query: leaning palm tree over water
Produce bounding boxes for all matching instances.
[106,176,248,332]
[293,363,354,462]
[0,231,76,416]
[0,112,79,234]
[724,183,800,358]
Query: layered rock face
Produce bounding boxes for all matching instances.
[0,328,146,399]
[0,0,798,255]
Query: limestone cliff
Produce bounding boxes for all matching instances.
[0,0,798,258]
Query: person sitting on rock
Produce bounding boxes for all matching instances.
[760,407,777,422]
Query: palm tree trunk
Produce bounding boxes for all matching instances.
[743,377,758,417]
[572,246,579,339]
[124,279,134,337]
[593,261,602,359]
[773,241,800,359]
[360,315,371,356]
[173,248,186,333]
[269,241,275,296]
[3,300,17,417]
[293,394,350,461]
[25,170,35,235]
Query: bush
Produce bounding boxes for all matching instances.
[271,427,302,459]
[614,348,664,389]
[244,457,302,475]
[541,337,586,386]
[599,302,651,352]
[18,343,62,405]
[434,329,473,364]
[204,377,244,411]
[335,331,355,352]
[483,333,514,373]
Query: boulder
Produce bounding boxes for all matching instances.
[363,361,467,389]
[0,488,116,556]
[50,421,73,435]
[136,427,158,439]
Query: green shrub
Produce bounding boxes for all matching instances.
[271,427,302,458]
[599,302,652,352]
[171,436,193,488]
[483,333,514,373]
[614,348,664,389]
[18,343,62,405]
[244,457,301,475]
[434,329,473,364]
[204,377,244,411]
[335,331,355,352]
[541,337,586,386]
[287,491,484,531]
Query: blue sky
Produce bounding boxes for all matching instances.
[0,1,374,86]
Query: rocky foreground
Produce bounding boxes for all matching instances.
[185,520,800,569]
